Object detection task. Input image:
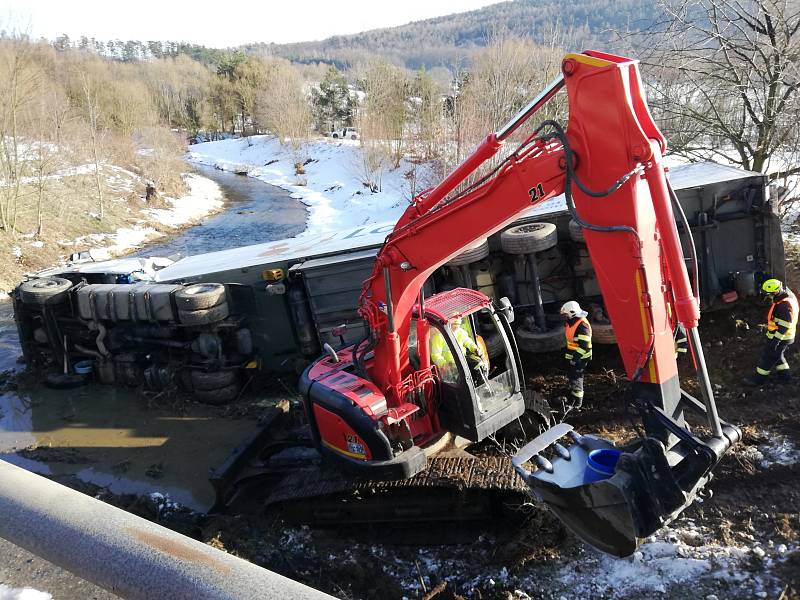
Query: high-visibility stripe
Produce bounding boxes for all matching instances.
[564,353,573,360]
[575,334,592,342]
[575,348,592,358]
[570,389,585,398]
[677,348,688,353]
[757,367,771,376]
[776,362,790,371]
[773,317,793,328]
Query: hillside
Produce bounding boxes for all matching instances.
[248,0,654,69]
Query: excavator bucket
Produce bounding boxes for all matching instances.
[512,393,741,557]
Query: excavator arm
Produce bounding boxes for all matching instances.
[302,51,740,557]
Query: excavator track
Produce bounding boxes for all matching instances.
[211,407,540,539]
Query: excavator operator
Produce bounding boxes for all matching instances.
[561,300,592,409]
[744,278,798,386]
[430,318,489,382]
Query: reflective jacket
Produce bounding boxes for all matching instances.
[565,317,592,362]
[767,289,798,343]
[430,324,479,368]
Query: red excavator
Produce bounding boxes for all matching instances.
[298,51,741,557]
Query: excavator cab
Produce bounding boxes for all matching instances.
[418,289,525,442]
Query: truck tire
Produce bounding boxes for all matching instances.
[194,382,240,405]
[19,277,72,306]
[592,322,616,345]
[500,223,557,255]
[446,239,490,266]
[483,332,505,358]
[515,326,565,353]
[175,283,227,310]
[568,219,585,243]
[190,369,238,390]
[178,302,230,326]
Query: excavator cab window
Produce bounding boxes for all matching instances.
[429,307,520,441]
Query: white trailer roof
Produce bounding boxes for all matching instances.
[150,161,762,282]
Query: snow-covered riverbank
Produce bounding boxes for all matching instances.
[1,171,224,292]
[188,136,436,238]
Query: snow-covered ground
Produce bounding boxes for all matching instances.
[52,172,224,258]
[0,585,51,600]
[188,136,435,238]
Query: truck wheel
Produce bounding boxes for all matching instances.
[515,326,565,353]
[175,283,227,310]
[19,277,72,306]
[190,369,238,390]
[350,134,357,140]
[332,133,339,139]
[483,332,505,358]
[446,239,490,266]
[194,382,240,405]
[500,223,557,255]
[592,322,616,345]
[178,302,230,326]
[568,219,585,243]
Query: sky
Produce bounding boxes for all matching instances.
[0,0,501,47]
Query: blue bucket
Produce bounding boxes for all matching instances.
[74,360,94,376]
[584,448,622,483]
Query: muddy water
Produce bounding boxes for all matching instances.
[0,164,306,511]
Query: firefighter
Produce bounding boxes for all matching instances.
[561,301,592,409]
[743,278,798,386]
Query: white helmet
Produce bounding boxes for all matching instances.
[560,300,588,319]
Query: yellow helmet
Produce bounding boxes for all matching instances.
[761,278,783,294]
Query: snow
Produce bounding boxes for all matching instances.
[188,137,762,246]
[189,136,430,238]
[143,173,224,228]
[0,585,51,600]
[738,431,800,468]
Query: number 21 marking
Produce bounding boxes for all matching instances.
[529,183,545,202]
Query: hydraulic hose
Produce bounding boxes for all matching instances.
[667,179,700,302]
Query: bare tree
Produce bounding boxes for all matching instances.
[253,59,312,151]
[639,0,800,179]
[357,61,409,170]
[30,83,66,237]
[79,70,106,220]
[0,37,39,233]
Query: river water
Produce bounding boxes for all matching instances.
[0,164,306,511]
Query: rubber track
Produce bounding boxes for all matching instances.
[264,455,527,506]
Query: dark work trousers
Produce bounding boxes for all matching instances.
[567,358,590,404]
[757,339,792,380]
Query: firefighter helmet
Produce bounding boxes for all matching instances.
[560,300,588,319]
[762,278,783,294]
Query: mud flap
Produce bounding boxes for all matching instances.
[512,420,741,557]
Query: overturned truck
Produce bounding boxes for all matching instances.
[13,161,784,403]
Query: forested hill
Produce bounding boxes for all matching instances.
[247,0,653,69]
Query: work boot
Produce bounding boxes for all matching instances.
[742,375,766,387]
[569,393,583,411]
